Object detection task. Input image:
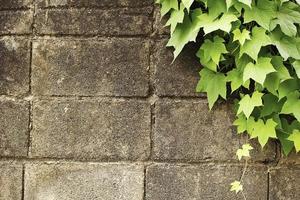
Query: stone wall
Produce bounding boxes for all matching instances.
[0,0,299,199]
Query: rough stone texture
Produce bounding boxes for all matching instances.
[25,163,144,200]
[0,37,30,95]
[278,151,300,166]
[32,38,149,96]
[270,168,300,200]
[153,40,201,96]
[37,0,152,8]
[0,99,29,157]
[146,164,268,200]
[0,10,33,34]
[35,8,152,35]
[0,162,23,200]
[0,0,32,9]
[153,99,276,162]
[31,99,150,160]
[153,6,169,35]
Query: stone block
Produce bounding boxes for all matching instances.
[35,8,152,35]
[146,164,268,200]
[269,168,300,200]
[153,99,276,162]
[0,10,33,34]
[0,162,23,200]
[0,99,29,157]
[0,0,32,9]
[0,37,30,95]
[32,38,149,96]
[30,99,151,160]
[25,163,144,200]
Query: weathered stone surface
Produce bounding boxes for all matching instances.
[153,99,276,162]
[153,40,201,96]
[0,37,30,95]
[153,6,169,35]
[25,163,144,200]
[146,164,268,200]
[31,99,151,160]
[0,11,33,34]
[35,8,152,35]
[37,0,152,8]
[270,168,300,200]
[32,38,149,96]
[0,0,32,9]
[278,151,300,166]
[0,99,29,157]
[0,162,23,200]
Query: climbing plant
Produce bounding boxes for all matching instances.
[156,0,300,196]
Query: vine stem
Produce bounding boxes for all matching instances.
[240,159,248,182]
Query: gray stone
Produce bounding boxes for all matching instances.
[0,99,29,157]
[146,164,268,200]
[25,163,144,200]
[153,6,170,35]
[278,151,300,166]
[0,0,32,9]
[32,38,149,96]
[37,0,152,8]
[0,162,23,200]
[153,99,276,162]
[152,40,201,96]
[0,37,30,95]
[270,168,300,200]
[35,8,152,35]
[31,99,151,160]
[0,11,33,34]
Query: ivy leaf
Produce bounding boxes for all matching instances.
[279,119,300,155]
[237,91,263,118]
[194,12,238,35]
[206,0,227,18]
[197,36,228,71]
[260,94,284,117]
[236,143,253,160]
[239,27,271,61]
[288,130,300,152]
[233,29,251,45]
[157,0,179,17]
[270,29,300,60]
[281,91,300,121]
[244,0,276,30]
[230,181,243,194]
[182,0,193,11]
[292,61,300,78]
[250,119,278,148]
[270,2,300,37]
[238,0,252,8]
[196,68,227,109]
[243,57,276,85]
[278,79,300,99]
[165,3,185,33]
[233,114,247,134]
[167,10,201,59]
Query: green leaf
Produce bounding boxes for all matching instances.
[260,94,284,117]
[239,27,271,61]
[270,2,300,37]
[233,114,247,134]
[270,29,300,60]
[288,130,300,152]
[238,0,252,8]
[281,91,300,121]
[196,36,228,71]
[279,119,300,155]
[237,91,263,118]
[244,0,276,30]
[196,68,227,109]
[250,119,278,148]
[230,181,243,194]
[292,60,300,78]
[236,143,253,160]
[157,0,179,17]
[182,0,193,11]
[232,29,251,45]
[167,10,201,59]
[243,57,276,85]
[207,0,227,18]
[278,79,300,99]
[165,3,185,33]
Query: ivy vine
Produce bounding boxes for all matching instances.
[156,0,300,195]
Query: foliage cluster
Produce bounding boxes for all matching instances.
[156,0,300,195]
